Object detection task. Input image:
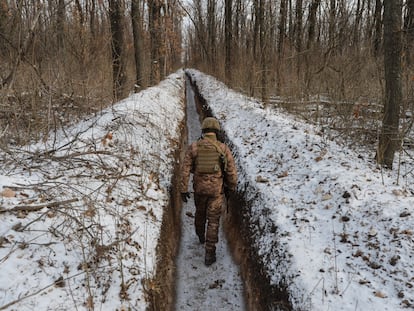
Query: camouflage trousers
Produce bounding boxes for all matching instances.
[194,193,224,255]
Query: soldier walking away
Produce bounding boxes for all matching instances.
[180,117,238,266]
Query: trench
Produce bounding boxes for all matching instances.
[148,74,293,311]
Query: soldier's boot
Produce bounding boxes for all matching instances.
[205,251,216,266]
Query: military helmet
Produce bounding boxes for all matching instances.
[201,117,220,131]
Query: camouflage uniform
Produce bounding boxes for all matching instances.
[181,119,237,265]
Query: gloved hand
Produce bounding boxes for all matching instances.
[181,192,190,203]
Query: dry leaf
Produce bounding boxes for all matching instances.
[392,189,403,196]
[374,291,387,298]
[1,188,15,198]
[322,193,332,201]
[368,227,377,237]
[277,171,288,178]
[400,229,413,236]
[256,175,269,183]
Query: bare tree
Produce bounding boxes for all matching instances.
[373,0,383,56]
[352,0,364,49]
[225,0,232,84]
[207,0,217,66]
[404,0,414,66]
[149,0,163,84]
[294,0,303,75]
[307,0,321,50]
[276,0,288,93]
[329,0,336,49]
[56,0,66,50]
[294,0,303,53]
[131,0,144,91]
[109,0,127,100]
[377,0,402,168]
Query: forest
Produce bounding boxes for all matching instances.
[0,0,413,168]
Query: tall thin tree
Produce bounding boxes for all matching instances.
[109,0,127,100]
[377,0,402,168]
[404,0,414,66]
[225,0,232,84]
[373,0,383,56]
[131,0,144,90]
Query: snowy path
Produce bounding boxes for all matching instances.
[174,80,246,310]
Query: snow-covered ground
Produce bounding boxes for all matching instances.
[0,71,186,310]
[187,69,414,311]
[0,68,413,311]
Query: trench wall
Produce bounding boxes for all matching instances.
[146,92,187,311]
[186,73,293,311]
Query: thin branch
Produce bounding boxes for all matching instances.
[2,198,79,213]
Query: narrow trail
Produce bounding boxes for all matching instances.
[174,80,246,310]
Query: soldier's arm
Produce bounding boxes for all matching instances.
[224,146,237,190]
[180,143,195,193]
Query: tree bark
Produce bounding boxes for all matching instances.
[307,0,320,50]
[109,0,127,100]
[329,0,336,50]
[225,0,232,84]
[377,0,402,169]
[207,0,217,67]
[276,0,287,93]
[404,0,414,66]
[56,0,65,50]
[131,0,144,91]
[149,0,162,85]
[294,0,303,53]
[373,0,383,57]
[259,0,267,104]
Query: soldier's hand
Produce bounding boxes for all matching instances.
[181,192,190,203]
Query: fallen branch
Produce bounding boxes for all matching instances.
[3,198,78,213]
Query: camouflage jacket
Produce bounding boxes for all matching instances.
[180,133,237,197]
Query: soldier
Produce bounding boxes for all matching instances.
[180,117,238,266]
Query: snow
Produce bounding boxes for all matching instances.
[175,79,245,310]
[187,69,414,310]
[0,72,185,310]
[0,67,413,311]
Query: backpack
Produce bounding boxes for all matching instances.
[195,137,227,174]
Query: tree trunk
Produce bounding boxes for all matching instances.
[56,0,65,50]
[131,0,144,91]
[109,0,127,100]
[329,0,336,49]
[373,0,383,57]
[225,0,232,84]
[89,0,96,37]
[277,0,287,93]
[377,0,402,169]
[307,0,320,50]
[207,0,217,68]
[294,0,303,53]
[295,0,303,76]
[352,0,364,49]
[259,0,267,104]
[0,0,8,55]
[149,0,162,85]
[404,0,414,66]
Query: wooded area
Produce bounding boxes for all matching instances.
[0,0,413,168]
